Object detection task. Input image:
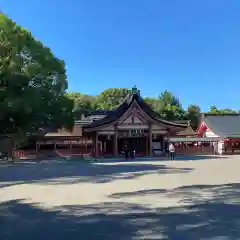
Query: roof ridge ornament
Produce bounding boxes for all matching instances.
[131,85,140,95]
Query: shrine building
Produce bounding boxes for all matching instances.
[82,87,188,157]
[17,88,240,159]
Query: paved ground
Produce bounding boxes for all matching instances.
[0,155,239,239]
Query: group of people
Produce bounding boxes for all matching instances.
[122,142,176,160]
[123,145,136,160]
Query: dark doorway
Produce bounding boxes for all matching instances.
[118,137,146,156]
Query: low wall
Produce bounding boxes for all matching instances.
[12,148,93,160]
[175,147,214,155]
[12,146,227,159]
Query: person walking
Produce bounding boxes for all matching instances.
[168,142,176,160]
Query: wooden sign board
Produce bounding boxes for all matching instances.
[118,129,146,138]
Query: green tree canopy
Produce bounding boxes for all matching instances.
[97,88,129,110]
[0,13,74,137]
[144,97,157,109]
[65,92,82,100]
[185,104,201,130]
[158,91,182,108]
[72,94,97,119]
[209,105,219,114]
[66,88,238,127]
[154,91,185,120]
[209,105,237,115]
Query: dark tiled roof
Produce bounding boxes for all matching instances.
[87,110,113,116]
[203,114,240,138]
[83,92,188,129]
[176,125,197,136]
[173,120,189,125]
[43,124,83,137]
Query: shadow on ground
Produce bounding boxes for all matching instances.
[0,160,193,188]
[0,183,239,239]
[109,183,240,204]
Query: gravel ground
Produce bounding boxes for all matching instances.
[0,155,239,239]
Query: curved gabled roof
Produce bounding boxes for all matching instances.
[83,90,188,130]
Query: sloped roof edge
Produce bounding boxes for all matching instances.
[201,114,240,138]
[83,91,188,130]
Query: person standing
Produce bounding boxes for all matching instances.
[124,144,129,160]
[213,142,218,155]
[168,142,176,160]
[130,147,135,159]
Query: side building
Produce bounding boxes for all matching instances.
[197,113,240,154]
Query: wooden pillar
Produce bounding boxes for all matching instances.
[69,140,72,154]
[113,127,118,156]
[36,141,40,159]
[145,135,148,156]
[166,130,170,157]
[167,130,170,141]
[104,140,106,152]
[36,141,39,152]
[148,125,152,156]
[95,132,99,157]
[99,140,101,155]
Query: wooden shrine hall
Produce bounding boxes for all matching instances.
[82,87,189,157]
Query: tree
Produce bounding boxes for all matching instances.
[221,108,237,114]
[0,13,73,138]
[186,104,201,130]
[209,105,220,114]
[208,106,236,115]
[51,95,74,130]
[65,93,98,119]
[65,92,82,100]
[157,91,182,108]
[155,91,185,120]
[144,97,157,110]
[72,94,97,119]
[97,88,129,110]
[159,104,185,121]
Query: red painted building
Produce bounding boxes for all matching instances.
[197,113,240,154]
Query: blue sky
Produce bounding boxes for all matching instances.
[1,0,240,111]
